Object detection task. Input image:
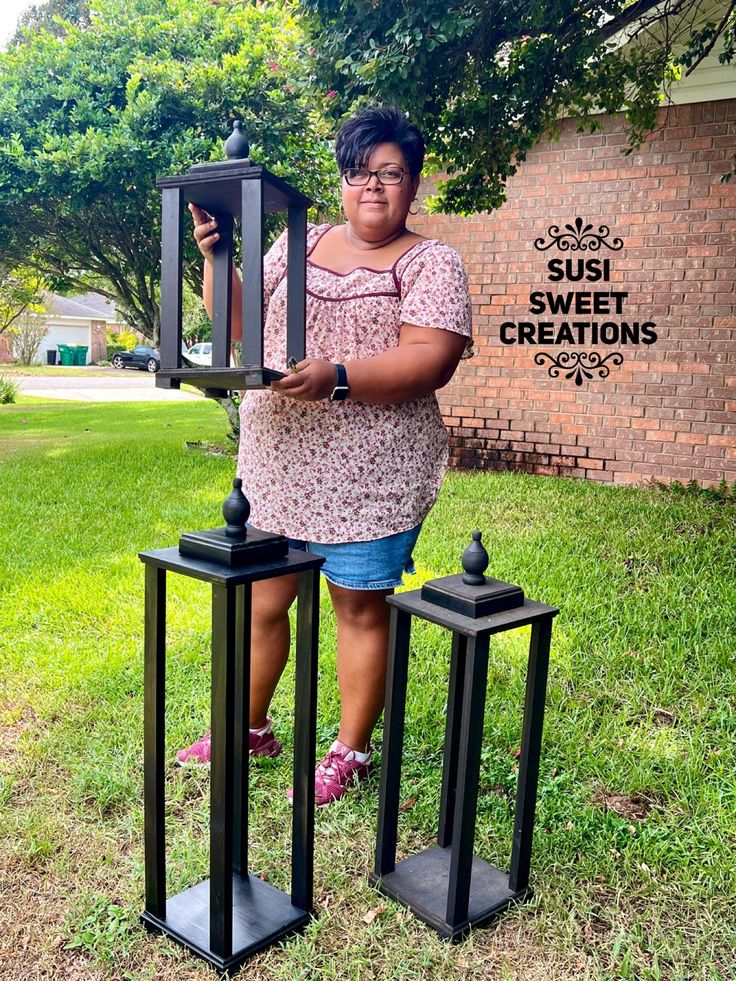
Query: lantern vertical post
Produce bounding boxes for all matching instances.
[159,188,183,389]
[241,180,263,367]
[143,564,167,920]
[232,583,252,878]
[210,212,234,369]
[374,606,412,878]
[290,566,321,913]
[509,615,553,893]
[286,205,307,363]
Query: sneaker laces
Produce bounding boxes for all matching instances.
[317,749,354,786]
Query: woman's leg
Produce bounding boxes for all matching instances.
[325,581,393,752]
[249,573,299,728]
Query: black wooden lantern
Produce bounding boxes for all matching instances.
[371,532,558,940]
[155,119,313,398]
[154,121,315,569]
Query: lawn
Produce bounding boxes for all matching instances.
[0,364,115,377]
[0,398,734,981]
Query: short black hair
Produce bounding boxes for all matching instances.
[335,106,425,178]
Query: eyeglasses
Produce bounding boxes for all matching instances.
[341,167,406,186]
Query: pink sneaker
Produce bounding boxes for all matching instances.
[288,739,374,807]
[175,719,282,766]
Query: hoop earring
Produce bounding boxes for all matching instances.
[409,201,420,216]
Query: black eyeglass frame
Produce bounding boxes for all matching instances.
[340,167,407,186]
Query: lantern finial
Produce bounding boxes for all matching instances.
[224,119,250,162]
[461,530,488,585]
[222,477,250,538]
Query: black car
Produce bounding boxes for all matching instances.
[111,346,160,373]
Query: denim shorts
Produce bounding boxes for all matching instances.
[287,522,423,591]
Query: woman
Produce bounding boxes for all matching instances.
[177,106,473,806]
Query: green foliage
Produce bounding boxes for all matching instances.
[182,290,212,344]
[650,476,736,504]
[11,0,90,42]
[300,0,736,213]
[0,266,46,335]
[64,894,137,962]
[0,374,20,404]
[0,0,339,338]
[106,328,137,358]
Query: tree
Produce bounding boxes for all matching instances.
[0,266,46,336]
[10,0,91,42]
[0,0,339,340]
[299,0,736,214]
[11,313,49,365]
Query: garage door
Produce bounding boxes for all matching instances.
[38,324,91,364]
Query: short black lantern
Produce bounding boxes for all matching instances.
[371,532,559,940]
[156,119,312,398]
[139,125,324,974]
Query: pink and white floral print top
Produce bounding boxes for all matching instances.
[237,222,473,543]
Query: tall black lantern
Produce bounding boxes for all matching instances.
[139,124,323,974]
[156,120,312,398]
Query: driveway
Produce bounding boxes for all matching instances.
[18,369,202,402]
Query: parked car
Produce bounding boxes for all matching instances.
[183,342,212,367]
[111,346,160,372]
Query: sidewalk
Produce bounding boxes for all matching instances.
[17,372,202,402]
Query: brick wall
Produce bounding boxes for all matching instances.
[90,320,107,362]
[411,99,736,486]
[0,332,12,364]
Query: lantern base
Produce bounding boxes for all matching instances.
[370,846,531,942]
[179,525,288,567]
[156,365,285,397]
[141,874,310,973]
[421,574,524,619]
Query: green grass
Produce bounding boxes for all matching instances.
[0,364,114,376]
[1,398,735,980]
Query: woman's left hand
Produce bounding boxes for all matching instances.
[270,359,336,401]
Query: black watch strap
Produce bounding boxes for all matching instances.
[329,362,350,401]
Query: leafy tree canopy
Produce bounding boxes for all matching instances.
[300,0,736,213]
[10,0,91,42]
[0,0,339,338]
[0,266,46,336]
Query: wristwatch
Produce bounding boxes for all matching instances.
[329,362,350,401]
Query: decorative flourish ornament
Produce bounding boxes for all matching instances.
[534,217,623,252]
[534,350,624,386]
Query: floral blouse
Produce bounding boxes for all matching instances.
[236,223,473,543]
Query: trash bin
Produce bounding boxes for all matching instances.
[47,349,57,366]
[58,344,73,366]
[72,345,88,366]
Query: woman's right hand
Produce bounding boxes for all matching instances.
[188,203,219,262]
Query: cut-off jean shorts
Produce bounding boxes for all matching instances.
[287,522,423,591]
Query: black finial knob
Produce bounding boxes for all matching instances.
[224,119,250,160]
[222,477,250,538]
[461,530,488,585]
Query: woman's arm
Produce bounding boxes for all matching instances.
[270,323,467,404]
[192,205,244,344]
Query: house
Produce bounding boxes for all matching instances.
[0,291,141,364]
[414,30,735,487]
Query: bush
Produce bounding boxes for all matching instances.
[0,374,20,404]
[106,329,138,360]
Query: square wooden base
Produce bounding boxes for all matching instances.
[141,875,310,973]
[369,846,531,942]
